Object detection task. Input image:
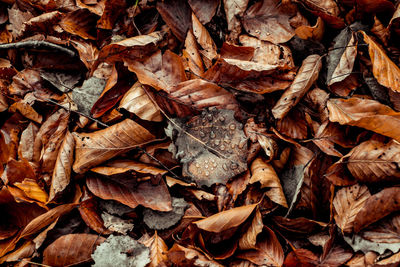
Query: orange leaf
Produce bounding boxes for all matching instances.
[143,232,169,267]
[193,204,257,232]
[14,179,48,203]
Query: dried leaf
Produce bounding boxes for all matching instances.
[168,244,223,267]
[361,31,400,92]
[143,232,169,267]
[250,157,287,208]
[239,208,263,250]
[156,0,191,41]
[327,97,400,142]
[60,8,97,39]
[272,54,322,120]
[43,234,105,267]
[192,13,217,68]
[333,184,371,233]
[224,0,250,41]
[73,119,155,173]
[49,131,75,202]
[193,204,257,232]
[353,187,400,232]
[14,179,48,203]
[243,0,295,44]
[237,227,284,267]
[295,17,325,41]
[86,175,172,211]
[119,82,162,122]
[188,0,219,24]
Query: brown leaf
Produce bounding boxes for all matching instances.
[18,122,39,162]
[354,187,400,232]
[223,0,250,41]
[125,50,187,92]
[356,0,395,13]
[1,159,36,185]
[295,17,325,41]
[276,110,308,140]
[239,208,263,250]
[72,119,155,173]
[243,0,295,44]
[92,159,168,176]
[43,233,105,267]
[298,0,345,28]
[168,79,239,112]
[49,131,74,202]
[327,97,400,142]
[168,244,223,267]
[344,139,400,182]
[193,204,257,232]
[95,30,166,68]
[272,54,322,120]
[273,216,327,235]
[333,184,371,233]
[86,175,172,211]
[188,0,219,24]
[156,0,191,41]
[60,8,97,40]
[119,82,163,122]
[183,30,205,77]
[143,232,169,267]
[237,227,284,267]
[191,13,217,68]
[20,204,76,239]
[361,31,400,93]
[250,157,288,207]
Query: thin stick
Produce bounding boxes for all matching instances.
[0,40,77,57]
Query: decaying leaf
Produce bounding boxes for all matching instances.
[166,108,248,187]
[142,232,169,267]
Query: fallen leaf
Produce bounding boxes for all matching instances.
[49,131,75,202]
[188,0,219,24]
[272,54,322,120]
[86,175,172,211]
[223,0,250,41]
[243,0,296,44]
[14,179,48,203]
[327,97,400,142]
[250,157,288,207]
[119,82,163,122]
[333,184,371,233]
[156,0,191,41]
[193,204,257,232]
[72,119,155,173]
[168,243,223,267]
[191,12,217,68]
[43,233,105,267]
[142,232,169,267]
[353,187,400,232]
[239,208,263,250]
[361,31,400,93]
[237,227,284,267]
[295,17,325,41]
[60,8,97,39]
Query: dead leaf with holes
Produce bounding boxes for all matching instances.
[166,108,248,187]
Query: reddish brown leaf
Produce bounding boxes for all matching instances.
[43,234,105,267]
[243,0,296,44]
[239,208,263,250]
[86,175,172,211]
[354,187,400,232]
[72,119,155,173]
[60,8,97,39]
[237,227,284,267]
[156,0,191,41]
[14,179,48,203]
[168,244,223,267]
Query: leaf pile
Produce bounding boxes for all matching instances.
[1,0,400,266]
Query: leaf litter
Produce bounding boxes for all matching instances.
[1,0,400,266]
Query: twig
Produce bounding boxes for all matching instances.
[0,40,77,57]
